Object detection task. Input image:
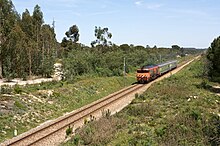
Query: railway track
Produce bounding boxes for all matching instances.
[1,56,200,146]
[2,84,144,146]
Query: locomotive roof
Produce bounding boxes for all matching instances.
[141,64,157,69]
[139,60,177,70]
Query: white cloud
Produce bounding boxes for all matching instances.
[135,1,163,10]
[135,1,143,6]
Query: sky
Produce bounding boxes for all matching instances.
[12,0,220,48]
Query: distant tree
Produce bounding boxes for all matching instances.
[153,45,157,49]
[65,25,79,43]
[207,36,220,81]
[91,26,112,47]
[172,45,185,56]
[119,44,130,51]
[171,45,180,50]
[61,25,80,53]
[146,45,151,49]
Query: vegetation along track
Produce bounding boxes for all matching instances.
[1,56,200,146]
[1,83,144,146]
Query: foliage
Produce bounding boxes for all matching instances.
[91,26,112,47]
[207,36,220,82]
[0,75,136,143]
[61,24,80,54]
[63,58,219,146]
[0,1,57,78]
[14,85,23,94]
[0,85,13,94]
[66,125,73,137]
[65,25,79,43]
[62,45,202,81]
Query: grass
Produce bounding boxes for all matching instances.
[0,75,136,143]
[0,54,199,143]
[63,57,220,146]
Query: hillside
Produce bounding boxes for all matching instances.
[64,57,220,146]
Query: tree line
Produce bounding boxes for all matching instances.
[0,0,203,81]
[0,0,57,79]
[207,36,220,82]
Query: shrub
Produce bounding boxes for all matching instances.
[73,134,80,145]
[14,85,23,94]
[135,93,139,99]
[102,109,111,118]
[66,125,73,137]
[14,100,25,110]
[0,85,13,94]
[155,126,167,137]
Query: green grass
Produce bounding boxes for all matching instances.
[0,75,136,143]
[63,57,220,146]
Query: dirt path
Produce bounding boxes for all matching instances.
[0,78,53,87]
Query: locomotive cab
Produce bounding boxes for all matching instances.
[136,69,150,83]
[136,65,159,83]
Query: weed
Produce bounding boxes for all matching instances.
[189,109,201,121]
[135,93,139,99]
[0,85,13,94]
[14,85,23,94]
[73,134,80,145]
[14,100,25,110]
[66,125,73,137]
[139,94,146,100]
[155,126,166,137]
[102,109,111,118]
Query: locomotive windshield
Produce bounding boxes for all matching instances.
[137,70,149,73]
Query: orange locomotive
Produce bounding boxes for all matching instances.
[136,60,177,83]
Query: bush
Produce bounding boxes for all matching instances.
[203,114,220,145]
[14,100,25,110]
[0,85,13,94]
[73,134,80,145]
[66,126,73,137]
[14,85,23,94]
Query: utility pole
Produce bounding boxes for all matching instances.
[160,54,162,63]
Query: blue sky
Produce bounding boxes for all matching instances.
[13,0,220,48]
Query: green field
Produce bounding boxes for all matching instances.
[0,75,136,143]
[63,57,220,146]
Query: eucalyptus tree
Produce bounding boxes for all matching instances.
[61,24,80,52]
[91,26,112,47]
[0,0,18,78]
[32,5,44,74]
[207,36,220,81]
[65,25,79,43]
[21,9,34,76]
[7,22,27,78]
[39,24,57,77]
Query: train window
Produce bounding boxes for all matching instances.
[137,70,149,73]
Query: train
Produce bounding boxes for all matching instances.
[136,60,177,83]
